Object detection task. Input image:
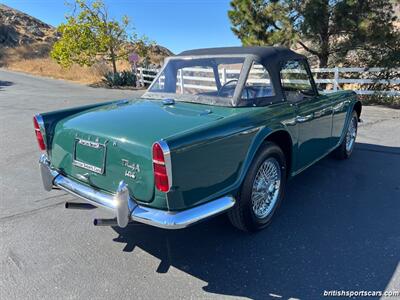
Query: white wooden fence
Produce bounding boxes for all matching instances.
[137,67,400,96]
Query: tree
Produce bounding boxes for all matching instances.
[228,0,399,68]
[51,0,147,74]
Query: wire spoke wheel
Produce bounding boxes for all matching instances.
[228,142,287,231]
[251,157,281,219]
[345,116,357,152]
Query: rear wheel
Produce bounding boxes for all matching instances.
[333,111,358,159]
[228,142,287,232]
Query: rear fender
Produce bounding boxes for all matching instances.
[238,125,293,186]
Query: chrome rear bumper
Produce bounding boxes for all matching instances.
[39,154,235,229]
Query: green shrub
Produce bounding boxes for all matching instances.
[102,70,136,87]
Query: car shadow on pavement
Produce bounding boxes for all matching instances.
[112,142,400,299]
[0,80,14,91]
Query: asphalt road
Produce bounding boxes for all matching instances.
[1,69,399,300]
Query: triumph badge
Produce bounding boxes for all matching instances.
[121,159,140,179]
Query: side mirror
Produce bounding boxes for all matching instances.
[315,82,326,92]
[300,89,315,97]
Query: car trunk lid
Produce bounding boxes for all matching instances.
[50,99,224,202]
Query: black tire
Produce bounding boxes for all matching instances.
[228,142,287,232]
[333,110,358,160]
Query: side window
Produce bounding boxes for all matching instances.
[242,62,275,100]
[280,60,315,102]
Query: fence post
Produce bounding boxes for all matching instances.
[333,67,339,91]
[221,68,226,84]
[179,69,184,93]
[139,68,144,87]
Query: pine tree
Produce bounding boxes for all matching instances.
[228,0,399,68]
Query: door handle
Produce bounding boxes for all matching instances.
[314,107,333,117]
[295,114,313,123]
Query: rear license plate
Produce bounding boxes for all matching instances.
[72,138,107,174]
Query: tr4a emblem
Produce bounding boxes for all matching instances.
[121,159,140,179]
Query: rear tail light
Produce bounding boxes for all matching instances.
[33,115,46,151]
[152,141,171,192]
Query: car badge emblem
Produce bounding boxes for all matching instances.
[121,159,140,179]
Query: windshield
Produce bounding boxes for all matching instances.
[143,56,246,106]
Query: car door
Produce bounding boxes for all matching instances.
[280,60,333,172]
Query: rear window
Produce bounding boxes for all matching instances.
[145,56,246,105]
[149,57,245,97]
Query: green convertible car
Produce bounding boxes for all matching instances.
[35,47,361,232]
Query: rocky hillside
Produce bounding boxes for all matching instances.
[0,3,172,83]
[0,4,57,46]
[0,3,173,64]
[147,44,174,66]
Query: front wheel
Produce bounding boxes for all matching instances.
[333,111,358,159]
[228,142,287,232]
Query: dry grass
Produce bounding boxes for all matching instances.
[7,58,106,84]
[0,43,133,84]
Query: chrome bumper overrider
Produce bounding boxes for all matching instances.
[39,154,235,229]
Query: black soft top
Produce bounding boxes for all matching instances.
[178,46,305,63]
[146,46,313,107]
[176,46,309,106]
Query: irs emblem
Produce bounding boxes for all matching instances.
[121,159,140,179]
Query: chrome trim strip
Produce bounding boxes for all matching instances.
[34,114,47,152]
[39,154,57,191]
[115,181,130,227]
[39,154,235,229]
[152,159,165,165]
[131,196,235,229]
[54,175,117,209]
[34,114,45,132]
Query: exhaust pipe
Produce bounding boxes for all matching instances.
[93,218,118,226]
[65,202,96,210]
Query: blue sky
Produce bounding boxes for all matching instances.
[3,0,241,53]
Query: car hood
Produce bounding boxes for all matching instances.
[49,98,229,202]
